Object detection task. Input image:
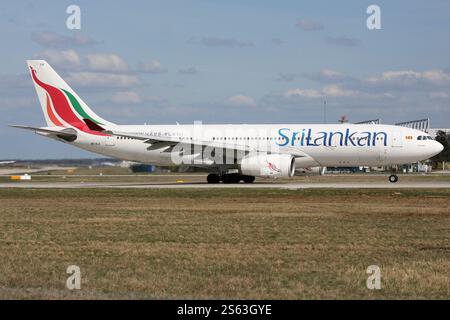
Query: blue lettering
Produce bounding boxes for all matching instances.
[277,128,290,146]
[306,129,318,146]
[291,131,300,146]
[314,131,328,146]
[345,129,357,146]
[277,128,388,148]
[358,132,372,146]
[300,129,306,146]
[372,132,387,146]
[328,131,344,147]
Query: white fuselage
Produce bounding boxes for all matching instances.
[62,124,442,170]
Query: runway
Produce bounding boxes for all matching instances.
[1,181,450,189]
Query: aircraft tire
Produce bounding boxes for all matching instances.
[207,173,221,184]
[242,175,255,183]
[388,174,399,183]
[222,174,241,184]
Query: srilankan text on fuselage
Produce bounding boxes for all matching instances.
[276,128,388,147]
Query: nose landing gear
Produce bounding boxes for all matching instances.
[388,166,399,183]
[388,174,398,183]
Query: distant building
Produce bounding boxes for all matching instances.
[355,119,381,125]
[395,118,430,132]
[389,117,450,139]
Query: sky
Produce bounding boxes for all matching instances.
[0,0,449,159]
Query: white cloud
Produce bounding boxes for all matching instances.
[429,91,449,99]
[280,69,349,83]
[31,31,99,47]
[34,50,81,69]
[34,51,133,74]
[321,69,342,78]
[284,88,322,98]
[187,36,254,48]
[178,67,198,75]
[66,72,140,88]
[323,85,359,97]
[140,60,167,74]
[32,51,142,89]
[298,68,450,95]
[283,85,392,100]
[86,54,129,72]
[110,91,142,104]
[71,33,100,46]
[226,95,256,107]
[367,69,450,87]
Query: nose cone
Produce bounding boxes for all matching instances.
[430,141,444,157]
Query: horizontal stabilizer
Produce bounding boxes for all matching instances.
[10,125,78,141]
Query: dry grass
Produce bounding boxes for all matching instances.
[0,188,449,299]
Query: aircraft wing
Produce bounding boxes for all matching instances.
[104,129,251,153]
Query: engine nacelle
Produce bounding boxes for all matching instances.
[240,154,296,178]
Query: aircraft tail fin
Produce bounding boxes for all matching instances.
[26,60,114,128]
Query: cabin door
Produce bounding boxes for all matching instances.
[391,132,403,147]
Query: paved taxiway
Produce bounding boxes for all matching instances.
[1,181,450,189]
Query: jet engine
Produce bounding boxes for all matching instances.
[240,154,295,178]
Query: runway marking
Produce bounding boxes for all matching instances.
[1,182,450,189]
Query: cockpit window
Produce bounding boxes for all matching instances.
[418,135,434,141]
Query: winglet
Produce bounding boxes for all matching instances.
[83,118,105,132]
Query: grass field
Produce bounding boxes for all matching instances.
[0,188,449,299]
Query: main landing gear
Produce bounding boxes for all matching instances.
[206,173,255,184]
[206,173,221,184]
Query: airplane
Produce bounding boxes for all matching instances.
[10,60,443,184]
[0,161,16,165]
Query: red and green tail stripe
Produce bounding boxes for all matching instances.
[61,89,103,125]
[31,66,107,136]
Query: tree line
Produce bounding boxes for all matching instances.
[432,130,450,163]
